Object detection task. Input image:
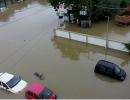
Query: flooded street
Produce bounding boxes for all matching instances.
[65,21,130,43]
[0,0,130,99]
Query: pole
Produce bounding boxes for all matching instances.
[3,0,7,7]
[0,1,1,10]
[106,16,109,48]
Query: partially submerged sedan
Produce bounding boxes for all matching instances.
[25,83,57,99]
[0,72,27,93]
[94,60,126,81]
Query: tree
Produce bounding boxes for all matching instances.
[92,0,130,21]
[49,0,130,21]
[124,41,130,54]
[48,0,61,9]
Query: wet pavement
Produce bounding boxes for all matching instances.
[0,0,130,99]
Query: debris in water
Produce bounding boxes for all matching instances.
[34,72,45,80]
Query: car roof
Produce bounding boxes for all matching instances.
[0,72,14,83]
[27,83,46,95]
[97,60,117,69]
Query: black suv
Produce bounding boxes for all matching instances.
[94,60,126,81]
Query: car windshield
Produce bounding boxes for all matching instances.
[6,76,21,88]
[114,67,121,74]
[39,89,52,99]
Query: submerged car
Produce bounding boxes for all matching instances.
[94,60,126,81]
[25,83,57,99]
[0,72,27,93]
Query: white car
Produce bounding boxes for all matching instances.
[0,72,27,94]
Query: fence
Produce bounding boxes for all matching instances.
[54,29,129,53]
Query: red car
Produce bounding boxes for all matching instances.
[25,83,57,99]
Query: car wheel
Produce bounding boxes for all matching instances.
[120,76,125,81]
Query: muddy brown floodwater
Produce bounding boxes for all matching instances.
[0,0,130,99]
[65,21,130,43]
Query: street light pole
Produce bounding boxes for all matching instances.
[106,16,109,48]
[105,16,109,60]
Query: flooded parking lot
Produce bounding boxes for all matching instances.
[0,0,130,99]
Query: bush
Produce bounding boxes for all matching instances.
[124,41,130,54]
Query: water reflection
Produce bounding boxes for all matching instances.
[65,21,130,35]
[52,37,130,66]
[0,0,48,22]
[0,1,28,21]
[36,0,48,6]
[65,21,130,42]
[109,21,130,35]
[94,73,120,83]
[51,37,88,60]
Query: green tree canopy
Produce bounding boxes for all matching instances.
[92,0,130,21]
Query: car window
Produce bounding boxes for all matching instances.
[114,67,121,74]
[27,91,34,97]
[39,89,52,99]
[6,75,21,88]
[2,82,9,89]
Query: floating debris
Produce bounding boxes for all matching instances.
[34,72,45,80]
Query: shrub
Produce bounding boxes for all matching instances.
[124,41,130,54]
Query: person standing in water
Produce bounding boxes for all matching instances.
[58,3,65,27]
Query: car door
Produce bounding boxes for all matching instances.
[106,68,113,76]
[26,91,35,99]
[0,81,3,88]
[34,93,40,99]
[0,82,5,90]
[99,65,106,73]
[2,82,9,90]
